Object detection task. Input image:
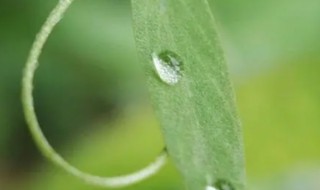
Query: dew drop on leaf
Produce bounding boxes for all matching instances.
[214,179,234,190]
[206,185,218,190]
[152,50,183,85]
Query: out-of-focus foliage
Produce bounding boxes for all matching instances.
[20,110,184,190]
[0,0,319,189]
[212,0,320,76]
[237,58,320,178]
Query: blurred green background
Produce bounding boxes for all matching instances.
[0,0,320,189]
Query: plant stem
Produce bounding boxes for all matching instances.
[22,0,167,188]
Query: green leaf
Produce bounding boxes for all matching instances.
[131,0,245,189]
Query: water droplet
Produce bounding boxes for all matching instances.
[214,179,234,190]
[206,186,218,190]
[152,50,183,85]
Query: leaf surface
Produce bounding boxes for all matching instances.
[131,0,246,189]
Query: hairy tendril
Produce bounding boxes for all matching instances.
[21,0,167,188]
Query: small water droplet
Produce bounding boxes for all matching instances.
[214,179,234,190]
[152,50,183,85]
[206,186,218,190]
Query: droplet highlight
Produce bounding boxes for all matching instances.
[152,50,183,85]
[214,179,234,190]
[206,186,218,190]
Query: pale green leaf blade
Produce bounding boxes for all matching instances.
[131,0,245,190]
